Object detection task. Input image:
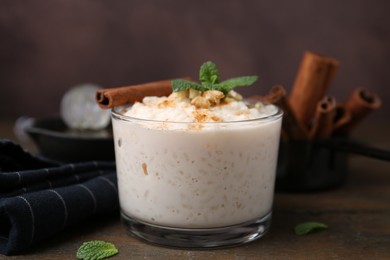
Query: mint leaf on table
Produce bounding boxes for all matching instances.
[172,61,258,95]
[77,240,118,260]
[294,222,328,235]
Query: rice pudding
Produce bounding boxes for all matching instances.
[112,92,282,228]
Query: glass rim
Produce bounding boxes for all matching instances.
[111,104,283,125]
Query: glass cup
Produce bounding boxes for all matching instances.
[111,105,282,248]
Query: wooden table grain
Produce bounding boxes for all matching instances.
[1,119,389,259]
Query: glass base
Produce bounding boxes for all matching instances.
[121,212,272,248]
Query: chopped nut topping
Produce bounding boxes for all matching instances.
[189,89,200,99]
[168,90,189,101]
[191,96,211,109]
[226,90,243,101]
[190,90,225,109]
[203,90,224,106]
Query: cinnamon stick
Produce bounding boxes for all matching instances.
[335,87,381,134]
[332,104,352,135]
[289,51,340,127]
[309,96,336,140]
[96,79,176,109]
[262,85,309,140]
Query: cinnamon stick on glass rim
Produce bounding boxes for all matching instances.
[335,87,381,134]
[289,51,340,128]
[96,79,178,109]
[262,85,309,140]
[309,96,337,140]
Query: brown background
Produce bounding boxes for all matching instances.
[1,0,389,123]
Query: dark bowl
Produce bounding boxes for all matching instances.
[25,118,115,163]
[275,139,348,192]
[275,137,390,192]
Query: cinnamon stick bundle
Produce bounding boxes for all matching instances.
[289,51,340,128]
[262,85,309,140]
[309,96,336,140]
[96,79,175,109]
[335,87,381,134]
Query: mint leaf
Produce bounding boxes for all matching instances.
[217,76,258,94]
[172,79,202,92]
[172,61,258,95]
[199,61,219,84]
[294,222,328,235]
[77,240,118,260]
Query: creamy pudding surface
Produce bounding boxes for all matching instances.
[112,92,282,228]
[125,93,277,123]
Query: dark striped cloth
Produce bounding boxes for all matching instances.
[0,140,119,255]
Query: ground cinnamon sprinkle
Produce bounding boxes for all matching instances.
[193,111,208,122]
[188,124,205,131]
[157,99,176,108]
[141,163,148,176]
[211,115,222,122]
[192,110,221,123]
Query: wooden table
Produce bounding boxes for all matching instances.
[1,119,389,259]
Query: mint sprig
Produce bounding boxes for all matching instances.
[294,222,328,235]
[172,61,258,95]
[77,240,118,260]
